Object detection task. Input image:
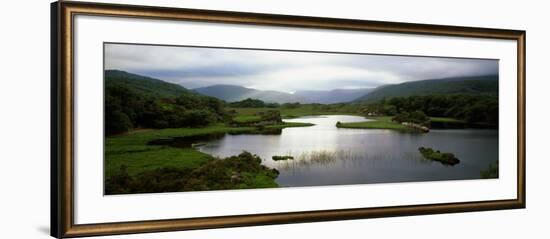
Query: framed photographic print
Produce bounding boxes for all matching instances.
[51,1,526,238]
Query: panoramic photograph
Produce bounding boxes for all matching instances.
[104,43,499,195]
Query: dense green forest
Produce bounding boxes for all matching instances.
[354,75,498,103]
[105,70,227,135]
[360,94,498,126]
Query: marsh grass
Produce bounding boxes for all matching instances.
[480,161,499,179]
[277,149,363,170]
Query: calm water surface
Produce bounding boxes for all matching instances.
[198,115,498,187]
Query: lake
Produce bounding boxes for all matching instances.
[198,115,498,187]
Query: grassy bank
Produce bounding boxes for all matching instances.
[233,115,262,123]
[105,121,312,194]
[336,116,466,132]
[106,123,311,177]
[106,125,250,177]
[106,151,280,194]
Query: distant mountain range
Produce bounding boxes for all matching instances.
[193,85,311,103]
[194,85,374,104]
[293,88,374,104]
[353,75,498,103]
[105,70,499,104]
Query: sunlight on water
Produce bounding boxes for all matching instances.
[198,115,498,186]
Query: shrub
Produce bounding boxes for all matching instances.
[105,152,280,194]
[392,111,430,126]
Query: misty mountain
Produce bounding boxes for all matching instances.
[294,88,374,104]
[193,85,310,103]
[354,75,498,103]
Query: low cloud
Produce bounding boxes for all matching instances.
[105,43,498,92]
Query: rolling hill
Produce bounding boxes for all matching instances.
[105,70,193,98]
[193,85,310,103]
[105,70,497,105]
[104,70,229,135]
[354,75,498,103]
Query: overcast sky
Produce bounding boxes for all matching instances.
[105,43,498,92]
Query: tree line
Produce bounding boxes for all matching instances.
[106,89,499,135]
[105,85,227,135]
[361,94,498,125]
[228,98,304,109]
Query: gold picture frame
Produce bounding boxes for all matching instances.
[51,1,526,237]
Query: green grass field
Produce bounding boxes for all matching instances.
[105,125,251,177]
[105,122,312,178]
[336,116,463,132]
[232,115,263,123]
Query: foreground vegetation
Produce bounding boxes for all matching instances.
[105,123,310,177]
[105,121,314,194]
[106,151,279,194]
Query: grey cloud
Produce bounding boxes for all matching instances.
[105,43,498,91]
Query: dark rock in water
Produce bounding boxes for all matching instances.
[272,155,294,161]
[418,147,460,165]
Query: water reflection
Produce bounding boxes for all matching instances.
[197,115,499,187]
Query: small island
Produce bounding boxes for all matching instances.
[335,111,431,133]
[418,147,460,165]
